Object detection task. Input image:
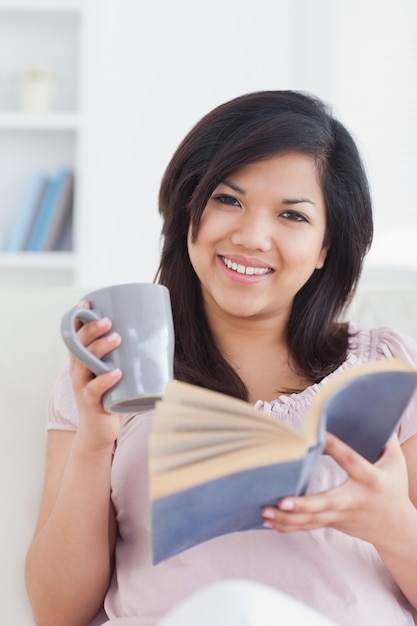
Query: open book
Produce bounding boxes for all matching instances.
[149,359,417,564]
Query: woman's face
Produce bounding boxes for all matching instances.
[187,153,329,325]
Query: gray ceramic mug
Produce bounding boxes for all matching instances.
[60,283,174,413]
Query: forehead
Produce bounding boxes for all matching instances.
[225,153,323,192]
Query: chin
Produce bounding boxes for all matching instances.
[219,300,269,320]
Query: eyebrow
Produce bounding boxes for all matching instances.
[222,180,317,208]
[283,198,318,208]
[223,180,246,194]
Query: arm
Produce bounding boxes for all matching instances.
[376,433,417,608]
[25,313,123,626]
[262,432,417,610]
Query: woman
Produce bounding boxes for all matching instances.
[25,91,417,626]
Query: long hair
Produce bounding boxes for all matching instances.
[156,91,373,400]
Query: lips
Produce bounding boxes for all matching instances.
[220,256,273,276]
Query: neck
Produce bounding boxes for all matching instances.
[205,308,309,403]
[208,307,288,359]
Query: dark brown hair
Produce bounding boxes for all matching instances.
[156,91,373,400]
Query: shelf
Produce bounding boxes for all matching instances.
[0,1,81,12]
[0,111,81,131]
[0,251,75,269]
[0,1,83,288]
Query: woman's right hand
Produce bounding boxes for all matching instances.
[26,302,122,625]
[68,301,123,450]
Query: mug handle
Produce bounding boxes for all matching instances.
[60,307,112,376]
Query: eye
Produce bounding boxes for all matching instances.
[279,210,309,223]
[211,194,242,208]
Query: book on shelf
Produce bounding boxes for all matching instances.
[3,171,49,252]
[26,168,74,252]
[42,171,74,251]
[149,358,417,564]
[53,205,73,252]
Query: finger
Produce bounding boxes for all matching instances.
[70,332,121,389]
[277,490,342,515]
[374,433,408,476]
[378,432,402,458]
[264,519,331,533]
[324,432,376,482]
[262,505,337,531]
[83,368,123,408]
[68,319,119,370]
[84,330,121,360]
[263,489,336,518]
[76,316,113,347]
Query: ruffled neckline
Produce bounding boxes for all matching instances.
[254,323,371,433]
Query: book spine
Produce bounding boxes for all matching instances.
[42,172,74,251]
[3,172,48,252]
[26,169,71,252]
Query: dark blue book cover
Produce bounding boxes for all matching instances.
[152,443,323,564]
[150,360,417,564]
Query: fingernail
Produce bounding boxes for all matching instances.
[106,332,120,342]
[262,521,273,529]
[109,368,122,378]
[279,499,294,511]
[262,508,275,519]
[97,317,110,327]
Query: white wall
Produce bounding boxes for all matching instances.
[76,0,417,288]
[332,0,417,270]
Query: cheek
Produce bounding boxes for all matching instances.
[198,211,229,240]
[188,211,232,261]
[187,226,212,279]
[316,244,329,269]
[186,226,199,268]
[279,235,327,272]
[199,202,242,239]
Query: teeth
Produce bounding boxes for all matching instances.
[221,256,271,276]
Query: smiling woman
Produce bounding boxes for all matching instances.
[187,154,329,344]
[25,91,417,626]
[158,91,373,395]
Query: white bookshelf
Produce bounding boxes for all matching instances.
[0,251,75,286]
[0,111,81,130]
[0,2,81,10]
[0,0,83,287]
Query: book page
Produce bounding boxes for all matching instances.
[150,437,309,498]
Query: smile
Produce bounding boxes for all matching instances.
[221,256,273,276]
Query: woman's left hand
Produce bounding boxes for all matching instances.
[262,432,414,546]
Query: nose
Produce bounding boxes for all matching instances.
[230,209,273,252]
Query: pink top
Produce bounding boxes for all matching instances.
[47,325,417,626]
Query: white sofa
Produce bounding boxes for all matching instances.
[1,278,417,626]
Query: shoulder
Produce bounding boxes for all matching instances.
[347,323,417,443]
[347,322,417,367]
[47,362,79,431]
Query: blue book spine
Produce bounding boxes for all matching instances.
[4,172,48,252]
[27,169,70,252]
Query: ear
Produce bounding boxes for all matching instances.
[315,242,330,270]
